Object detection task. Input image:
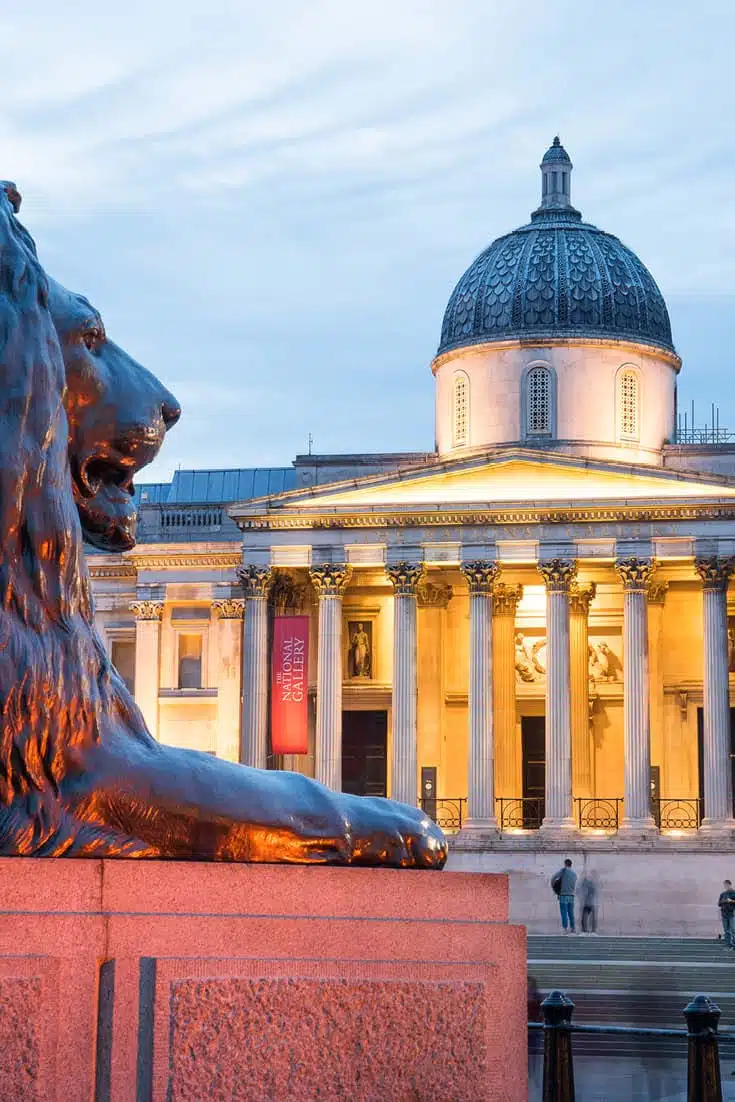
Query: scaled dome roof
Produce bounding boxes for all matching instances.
[438,138,674,358]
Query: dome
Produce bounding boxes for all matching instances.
[438,139,674,358]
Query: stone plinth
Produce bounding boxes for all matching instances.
[0,860,525,1102]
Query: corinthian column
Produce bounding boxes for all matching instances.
[212,599,245,762]
[130,599,164,740]
[493,584,523,800]
[569,582,596,799]
[538,559,577,833]
[387,562,424,806]
[695,558,735,833]
[615,558,657,833]
[309,564,351,791]
[238,565,272,768]
[460,561,501,831]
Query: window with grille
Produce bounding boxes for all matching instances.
[619,369,639,439]
[453,371,469,447]
[527,367,551,434]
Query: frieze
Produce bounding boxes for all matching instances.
[386,562,424,596]
[237,565,273,599]
[460,561,500,596]
[538,559,577,592]
[694,557,735,592]
[129,600,164,621]
[615,557,656,591]
[309,564,352,597]
[211,599,245,620]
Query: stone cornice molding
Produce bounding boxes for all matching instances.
[430,334,682,375]
[615,557,656,591]
[460,561,501,596]
[88,561,137,580]
[538,559,577,593]
[694,557,735,592]
[309,564,352,597]
[237,565,273,599]
[492,583,523,614]
[417,581,453,608]
[647,581,669,605]
[386,562,424,596]
[129,600,164,621]
[132,551,242,570]
[569,581,597,616]
[212,598,245,620]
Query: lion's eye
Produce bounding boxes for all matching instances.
[82,327,102,352]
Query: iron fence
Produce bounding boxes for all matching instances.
[652,797,702,830]
[419,797,466,832]
[496,796,544,831]
[573,797,622,830]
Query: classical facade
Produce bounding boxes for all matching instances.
[90,140,735,865]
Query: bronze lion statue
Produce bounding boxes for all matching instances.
[0,182,446,868]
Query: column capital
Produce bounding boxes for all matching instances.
[538,559,577,593]
[615,557,656,591]
[212,598,245,620]
[309,563,352,596]
[492,583,523,615]
[237,564,273,598]
[460,560,500,596]
[386,561,424,596]
[695,557,735,592]
[129,600,164,621]
[569,581,596,616]
[647,581,669,605]
[417,580,453,608]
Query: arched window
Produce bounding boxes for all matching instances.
[526,366,551,434]
[617,367,640,440]
[452,371,469,448]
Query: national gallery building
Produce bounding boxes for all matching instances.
[90,140,735,861]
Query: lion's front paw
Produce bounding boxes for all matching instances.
[337,794,447,869]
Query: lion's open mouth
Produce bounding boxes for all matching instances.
[78,455,136,502]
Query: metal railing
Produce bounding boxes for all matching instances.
[136,502,241,543]
[652,797,702,830]
[531,989,733,1102]
[496,796,544,831]
[573,797,622,830]
[419,797,466,832]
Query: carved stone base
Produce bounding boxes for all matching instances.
[617,817,658,840]
[698,817,735,840]
[539,817,578,840]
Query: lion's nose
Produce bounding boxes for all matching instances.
[161,394,181,430]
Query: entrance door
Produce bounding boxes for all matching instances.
[342,711,388,797]
[521,716,545,827]
[697,707,735,816]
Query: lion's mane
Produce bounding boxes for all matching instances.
[0,187,150,855]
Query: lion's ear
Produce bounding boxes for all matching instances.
[0,187,45,307]
[0,182,21,213]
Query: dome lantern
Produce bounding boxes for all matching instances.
[536,136,579,219]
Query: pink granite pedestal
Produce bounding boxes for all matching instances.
[0,860,525,1102]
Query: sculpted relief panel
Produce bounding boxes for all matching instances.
[514,631,623,686]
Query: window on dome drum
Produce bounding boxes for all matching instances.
[452,371,469,447]
[618,369,640,440]
[526,367,551,435]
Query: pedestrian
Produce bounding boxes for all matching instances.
[551,858,577,933]
[718,879,735,948]
[579,869,600,934]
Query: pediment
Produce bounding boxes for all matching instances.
[239,452,735,514]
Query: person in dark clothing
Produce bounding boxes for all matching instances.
[718,879,735,948]
[551,858,577,932]
[579,870,600,934]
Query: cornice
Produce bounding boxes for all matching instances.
[132,550,243,570]
[88,561,137,580]
[431,334,682,375]
[237,501,735,531]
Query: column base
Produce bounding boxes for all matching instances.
[617,816,658,839]
[457,817,500,842]
[699,817,735,839]
[539,817,578,840]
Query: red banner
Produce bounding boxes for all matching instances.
[271,615,309,755]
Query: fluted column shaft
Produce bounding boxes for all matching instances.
[239,566,272,768]
[696,559,735,830]
[493,585,523,798]
[130,599,163,740]
[310,565,351,791]
[388,563,423,806]
[461,562,501,829]
[616,558,656,831]
[538,560,577,830]
[213,599,245,762]
[570,583,596,799]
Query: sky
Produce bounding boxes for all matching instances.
[3,0,735,481]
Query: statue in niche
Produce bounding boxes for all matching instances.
[0,182,445,869]
[348,621,372,679]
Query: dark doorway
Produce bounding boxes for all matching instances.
[696,708,735,816]
[521,715,546,827]
[342,710,388,797]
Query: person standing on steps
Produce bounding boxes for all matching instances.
[579,869,600,934]
[718,879,735,948]
[551,858,577,933]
